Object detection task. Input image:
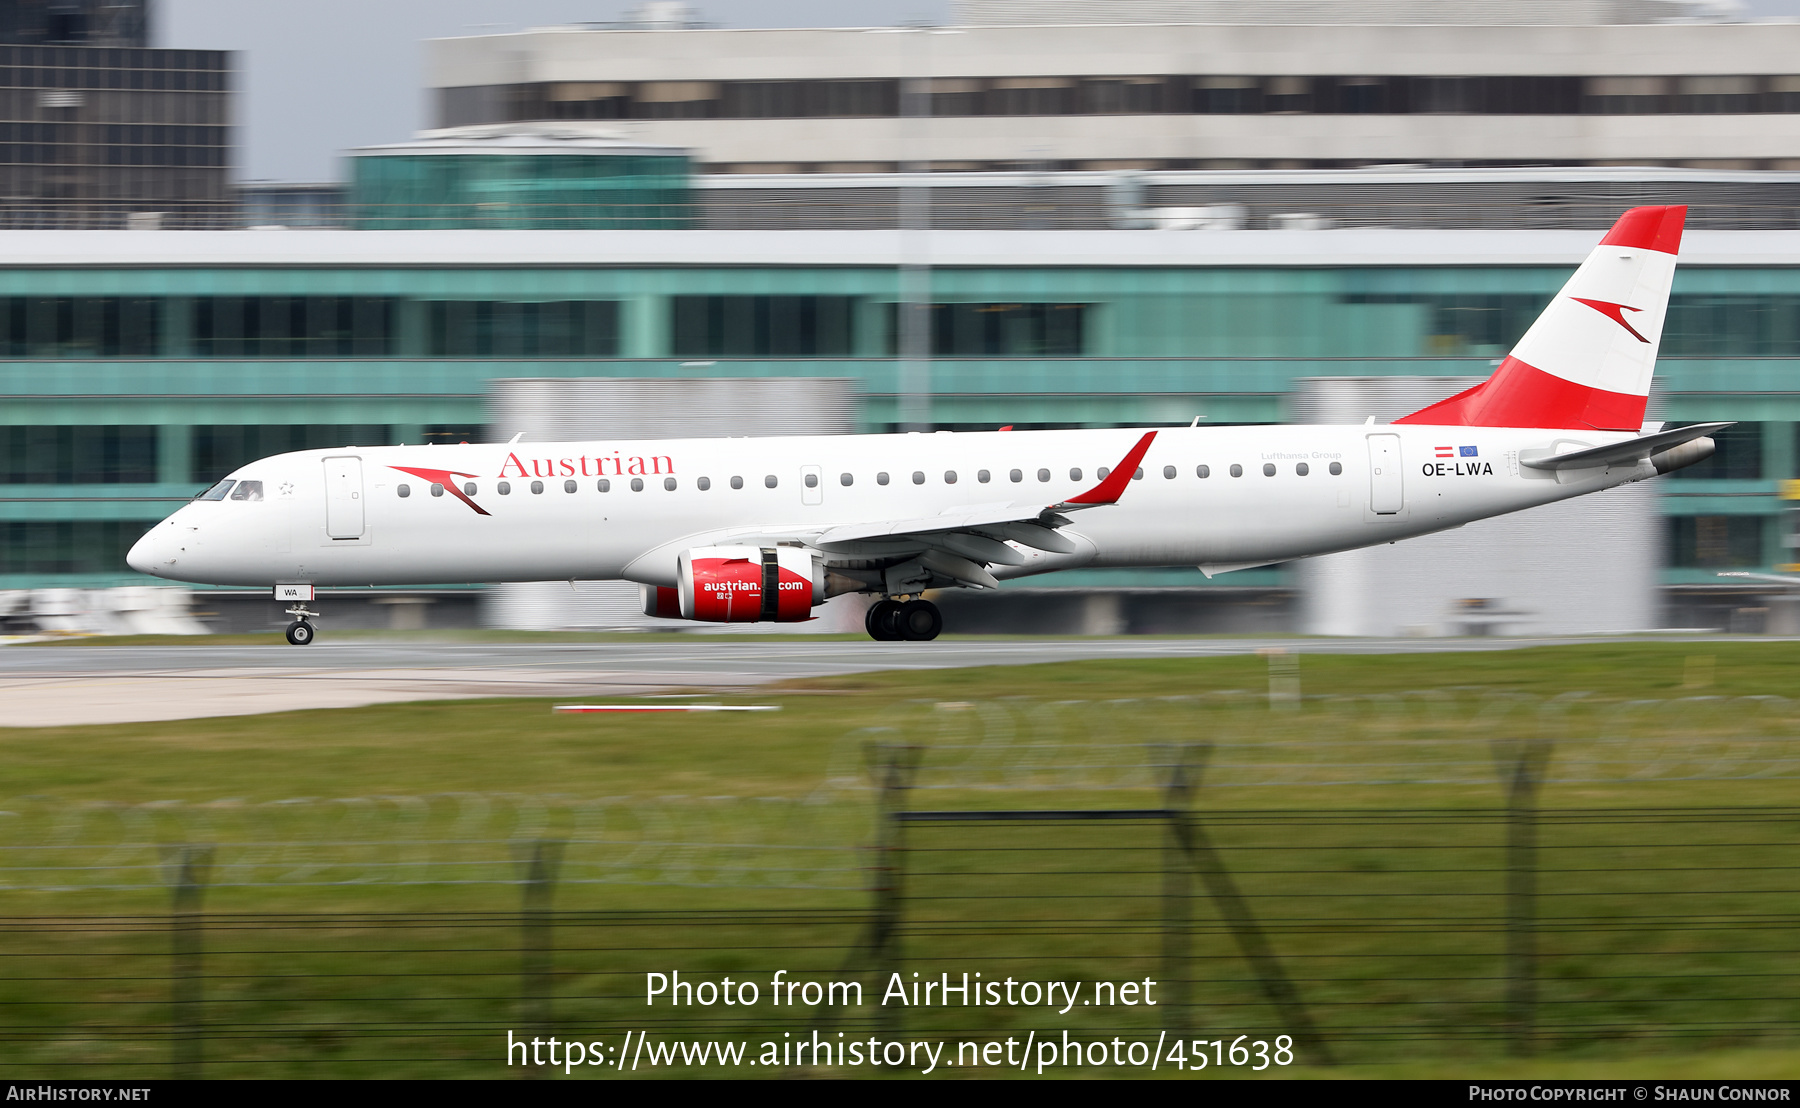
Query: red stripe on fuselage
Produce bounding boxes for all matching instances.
[390,466,491,515]
[1391,357,1646,431]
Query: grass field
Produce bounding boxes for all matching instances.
[2,641,1799,1078]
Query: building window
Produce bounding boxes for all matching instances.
[1669,515,1764,568]
[0,425,158,483]
[0,297,160,357]
[424,301,620,357]
[0,520,155,574]
[886,303,1089,357]
[1663,296,1800,357]
[671,296,857,357]
[192,297,395,357]
[191,424,392,483]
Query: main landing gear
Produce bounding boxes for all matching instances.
[866,597,943,642]
[284,604,319,646]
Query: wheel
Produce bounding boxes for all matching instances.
[897,599,943,642]
[865,599,902,641]
[285,620,315,646]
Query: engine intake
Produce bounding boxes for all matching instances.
[642,545,823,623]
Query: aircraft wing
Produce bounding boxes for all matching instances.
[1519,422,1733,471]
[721,431,1158,582]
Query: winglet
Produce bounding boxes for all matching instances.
[1065,431,1157,506]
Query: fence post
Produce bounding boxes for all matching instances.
[866,742,921,1031]
[166,845,213,1079]
[1175,745,1335,1066]
[1163,745,1201,1033]
[518,838,565,1075]
[1497,740,1551,1056]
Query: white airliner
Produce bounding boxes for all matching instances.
[129,206,1726,643]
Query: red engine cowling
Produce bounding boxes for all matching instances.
[654,545,822,623]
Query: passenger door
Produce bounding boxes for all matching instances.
[324,456,365,539]
[1366,434,1403,515]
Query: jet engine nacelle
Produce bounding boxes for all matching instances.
[640,545,823,622]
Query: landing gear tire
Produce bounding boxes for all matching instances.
[866,599,902,641]
[897,599,943,642]
[285,620,315,646]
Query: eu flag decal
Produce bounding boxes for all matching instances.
[1459,445,1479,458]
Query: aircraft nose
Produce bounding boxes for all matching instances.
[127,524,168,575]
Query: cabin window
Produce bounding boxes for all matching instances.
[229,480,263,501]
[1069,467,1082,481]
[1262,464,1276,477]
[1010,469,1023,483]
[764,474,778,488]
[497,481,512,495]
[430,483,444,497]
[730,476,743,489]
[978,469,991,483]
[698,477,712,491]
[464,482,477,497]
[840,473,853,486]
[631,478,645,492]
[1162,465,1176,479]
[598,479,611,492]
[664,477,677,491]
[804,473,819,488]
[877,472,890,485]
[1037,468,1050,482]
[1133,468,1143,480]
[531,480,545,494]
[1197,465,1210,478]
[1329,462,1343,475]
[912,471,925,485]
[1229,465,1243,478]
[944,470,957,484]
[1296,462,1310,476]
[397,483,411,497]
[564,479,577,493]
[1097,467,1110,479]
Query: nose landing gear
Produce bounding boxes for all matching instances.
[865,596,942,641]
[284,604,319,646]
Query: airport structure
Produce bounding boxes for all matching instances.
[0,214,1793,631]
[0,0,233,229]
[426,2,1800,174]
[4,3,1800,633]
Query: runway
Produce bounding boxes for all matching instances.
[0,634,1741,728]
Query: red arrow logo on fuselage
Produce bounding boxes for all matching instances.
[391,466,491,515]
[1572,297,1651,343]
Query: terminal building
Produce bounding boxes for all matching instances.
[2,2,1799,634]
[427,0,1800,174]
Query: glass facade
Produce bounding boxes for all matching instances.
[0,520,154,574]
[0,254,1794,586]
[0,424,155,482]
[671,296,855,357]
[0,44,231,228]
[193,425,394,484]
[425,301,618,358]
[351,153,691,229]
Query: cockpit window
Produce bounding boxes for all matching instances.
[229,480,264,501]
[196,479,235,501]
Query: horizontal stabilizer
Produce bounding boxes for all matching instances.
[1519,422,1732,472]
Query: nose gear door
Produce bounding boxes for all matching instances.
[324,456,365,539]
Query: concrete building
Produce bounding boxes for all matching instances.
[426,12,1800,174]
